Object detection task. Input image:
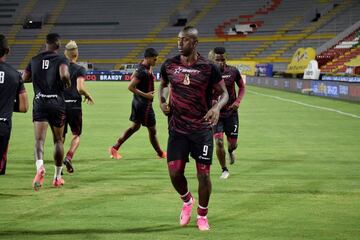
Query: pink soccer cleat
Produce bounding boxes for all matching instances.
[157,151,167,159]
[33,165,46,191]
[197,216,210,231]
[108,147,122,160]
[52,177,65,187]
[180,197,195,226]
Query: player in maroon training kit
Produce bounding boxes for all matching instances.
[159,26,228,231]
[210,47,245,179]
[109,48,166,160]
[0,34,29,175]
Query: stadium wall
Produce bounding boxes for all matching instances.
[247,76,360,102]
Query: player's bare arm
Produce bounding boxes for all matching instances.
[128,74,154,100]
[77,76,94,104]
[159,78,170,115]
[22,70,31,83]
[17,92,29,112]
[204,80,228,125]
[60,63,71,88]
[230,74,245,111]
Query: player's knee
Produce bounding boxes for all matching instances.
[131,123,141,131]
[54,138,63,145]
[168,160,185,176]
[228,143,237,152]
[197,172,211,186]
[215,138,224,148]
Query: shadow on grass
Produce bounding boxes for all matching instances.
[0,224,179,236]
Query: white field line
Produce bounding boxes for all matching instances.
[249,90,360,119]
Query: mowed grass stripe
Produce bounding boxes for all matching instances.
[0,82,359,240]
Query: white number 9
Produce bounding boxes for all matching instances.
[202,145,208,156]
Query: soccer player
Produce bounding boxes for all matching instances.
[62,40,94,173]
[0,34,29,175]
[108,48,166,160]
[22,33,71,190]
[159,26,228,231]
[209,47,245,179]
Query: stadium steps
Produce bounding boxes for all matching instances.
[215,0,280,38]
[321,45,360,73]
[318,27,360,73]
[246,17,303,59]
[114,0,192,69]
[19,0,68,70]
[7,0,37,42]
[157,0,219,62]
[279,0,355,59]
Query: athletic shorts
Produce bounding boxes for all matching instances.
[213,112,239,139]
[130,100,156,127]
[0,133,10,175]
[167,130,213,165]
[64,108,82,137]
[33,104,65,128]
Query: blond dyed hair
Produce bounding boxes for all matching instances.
[64,40,78,61]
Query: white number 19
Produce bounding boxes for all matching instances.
[42,60,49,69]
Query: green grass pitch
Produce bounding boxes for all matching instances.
[1,82,360,240]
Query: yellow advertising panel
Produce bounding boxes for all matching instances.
[286,48,316,74]
[227,60,256,76]
[345,55,360,67]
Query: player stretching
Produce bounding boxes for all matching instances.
[159,26,228,231]
[109,48,166,159]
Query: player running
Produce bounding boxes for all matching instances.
[109,48,166,160]
[62,40,94,173]
[209,47,245,179]
[23,33,71,190]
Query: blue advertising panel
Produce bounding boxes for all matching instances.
[256,64,273,77]
[85,70,160,81]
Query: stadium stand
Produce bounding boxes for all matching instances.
[2,0,360,74]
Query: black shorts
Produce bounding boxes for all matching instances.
[213,112,239,139]
[64,108,82,137]
[167,130,213,165]
[0,133,10,175]
[33,105,65,128]
[130,101,156,127]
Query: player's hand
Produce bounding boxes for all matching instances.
[83,95,94,105]
[203,106,220,126]
[145,91,155,100]
[160,102,170,116]
[64,81,71,89]
[229,102,239,111]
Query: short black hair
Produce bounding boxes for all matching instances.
[46,33,60,48]
[214,47,226,55]
[144,48,158,58]
[0,34,9,57]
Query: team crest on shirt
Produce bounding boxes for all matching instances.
[183,74,190,85]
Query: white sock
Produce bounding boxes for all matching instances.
[36,160,44,171]
[54,166,63,179]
